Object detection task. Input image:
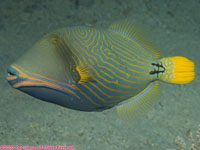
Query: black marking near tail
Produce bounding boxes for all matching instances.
[149,63,165,78]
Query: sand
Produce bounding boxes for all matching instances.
[0,0,199,149]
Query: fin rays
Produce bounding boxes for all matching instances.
[116,81,161,119]
[109,20,160,59]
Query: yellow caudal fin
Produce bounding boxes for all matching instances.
[158,56,195,84]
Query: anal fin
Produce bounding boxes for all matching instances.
[116,81,161,119]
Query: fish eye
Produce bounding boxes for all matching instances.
[71,68,80,82]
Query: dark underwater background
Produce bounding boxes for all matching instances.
[0,0,199,149]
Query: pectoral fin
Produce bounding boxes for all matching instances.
[76,64,96,85]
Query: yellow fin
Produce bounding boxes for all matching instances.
[116,81,161,119]
[158,56,195,84]
[109,20,160,59]
[76,64,95,85]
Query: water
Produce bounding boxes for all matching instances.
[0,0,199,149]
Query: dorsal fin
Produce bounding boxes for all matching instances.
[109,20,160,59]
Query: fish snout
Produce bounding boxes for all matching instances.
[6,65,20,87]
[7,66,18,76]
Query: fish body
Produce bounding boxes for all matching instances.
[6,21,195,118]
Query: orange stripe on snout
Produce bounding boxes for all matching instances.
[10,64,80,99]
[11,64,77,90]
[14,80,80,99]
[6,76,17,80]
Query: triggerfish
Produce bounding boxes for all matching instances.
[6,21,195,118]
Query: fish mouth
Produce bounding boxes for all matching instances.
[7,66,18,77]
[6,64,21,87]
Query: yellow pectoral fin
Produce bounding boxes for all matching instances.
[76,64,95,85]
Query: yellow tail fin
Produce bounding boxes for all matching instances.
[158,56,195,84]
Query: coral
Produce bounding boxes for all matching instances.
[175,124,200,150]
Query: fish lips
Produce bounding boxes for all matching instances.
[6,65,23,87]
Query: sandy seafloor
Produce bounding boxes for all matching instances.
[0,0,200,150]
